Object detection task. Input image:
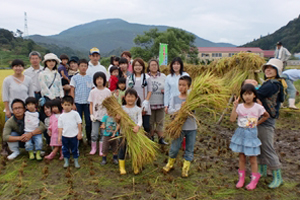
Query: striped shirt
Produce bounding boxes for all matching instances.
[70,74,93,104]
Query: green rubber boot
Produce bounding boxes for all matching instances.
[268,169,283,188]
[258,164,267,177]
[63,158,69,168]
[74,158,80,169]
[29,151,35,160]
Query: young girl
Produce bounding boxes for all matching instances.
[43,101,52,145]
[127,58,152,137]
[118,89,142,175]
[113,77,126,105]
[109,66,119,91]
[45,99,64,160]
[88,72,111,155]
[230,84,269,190]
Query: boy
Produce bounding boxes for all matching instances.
[68,56,79,80]
[70,59,93,144]
[86,47,109,82]
[58,96,82,168]
[163,76,197,177]
[24,97,43,160]
[100,111,120,165]
[58,54,71,94]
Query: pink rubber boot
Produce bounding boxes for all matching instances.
[59,148,64,160]
[236,169,245,188]
[99,141,103,156]
[246,172,261,190]
[89,142,97,155]
[44,151,55,160]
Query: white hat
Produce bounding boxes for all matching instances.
[262,58,283,77]
[43,53,61,64]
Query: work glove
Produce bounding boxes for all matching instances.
[90,114,96,122]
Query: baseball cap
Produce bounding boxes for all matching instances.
[89,47,100,55]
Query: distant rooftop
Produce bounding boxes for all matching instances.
[197,47,263,53]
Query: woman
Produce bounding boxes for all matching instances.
[2,59,34,155]
[127,58,152,136]
[257,58,285,188]
[38,53,64,102]
[147,59,168,145]
[164,57,189,113]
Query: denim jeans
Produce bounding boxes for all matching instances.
[75,103,91,141]
[25,132,43,151]
[169,130,197,161]
[7,131,25,150]
[62,136,79,159]
[91,120,103,142]
[118,139,127,160]
[281,74,296,98]
[142,115,150,133]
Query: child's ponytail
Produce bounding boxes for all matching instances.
[122,88,141,107]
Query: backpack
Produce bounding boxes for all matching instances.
[263,79,284,118]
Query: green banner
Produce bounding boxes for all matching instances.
[159,43,168,66]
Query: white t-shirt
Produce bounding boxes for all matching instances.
[88,87,111,121]
[24,111,40,132]
[87,61,109,81]
[58,110,82,138]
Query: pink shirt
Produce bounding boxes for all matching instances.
[88,87,111,120]
[236,103,266,128]
[128,63,133,73]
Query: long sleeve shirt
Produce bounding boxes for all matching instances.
[282,69,300,81]
[274,46,291,62]
[164,72,189,107]
[2,75,34,112]
[23,65,43,92]
[87,61,109,82]
[38,68,64,100]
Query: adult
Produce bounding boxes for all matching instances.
[38,53,64,101]
[281,69,300,109]
[24,51,43,100]
[2,59,34,155]
[274,41,291,71]
[86,47,109,82]
[3,99,46,160]
[121,51,132,73]
[164,57,189,113]
[257,58,285,188]
[147,59,168,145]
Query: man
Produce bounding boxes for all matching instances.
[3,99,46,160]
[274,42,291,71]
[86,47,109,82]
[24,51,43,100]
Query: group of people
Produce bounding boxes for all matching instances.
[0,45,292,190]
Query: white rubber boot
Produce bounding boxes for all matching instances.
[7,142,20,160]
[288,98,299,109]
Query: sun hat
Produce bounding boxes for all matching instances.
[43,53,61,64]
[89,47,100,55]
[262,58,283,77]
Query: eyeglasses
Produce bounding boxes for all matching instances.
[12,107,24,111]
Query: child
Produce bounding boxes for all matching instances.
[109,66,119,91]
[58,54,71,94]
[68,56,79,80]
[121,51,133,72]
[119,57,131,78]
[58,96,82,168]
[24,97,43,160]
[70,59,93,144]
[45,99,64,160]
[100,111,120,165]
[229,84,269,190]
[127,58,152,137]
[108,56,120,73]
[86,47,109,82]
[113,77,126,105]
[88,72,111,155]
[43,101,52,145]
[118,89,142,175]
[163,76,197,177]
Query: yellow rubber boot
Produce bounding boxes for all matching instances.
[119,160,126,175]
[36,150,42,161]
[182,160,191,178]
[133,167,140,175]
[163,157,176,173]
[29,151,35,160]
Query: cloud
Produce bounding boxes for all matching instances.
[1,0,300,45]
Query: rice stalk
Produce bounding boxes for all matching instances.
[165,73,229,139]
[102,96,158,171]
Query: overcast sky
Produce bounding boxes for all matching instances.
[1,0,300,46]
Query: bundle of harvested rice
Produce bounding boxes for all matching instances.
[102,96,158,171]
[159,64,207,79]
[165,73,229,139]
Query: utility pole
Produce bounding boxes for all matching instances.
[24,12,29,39]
